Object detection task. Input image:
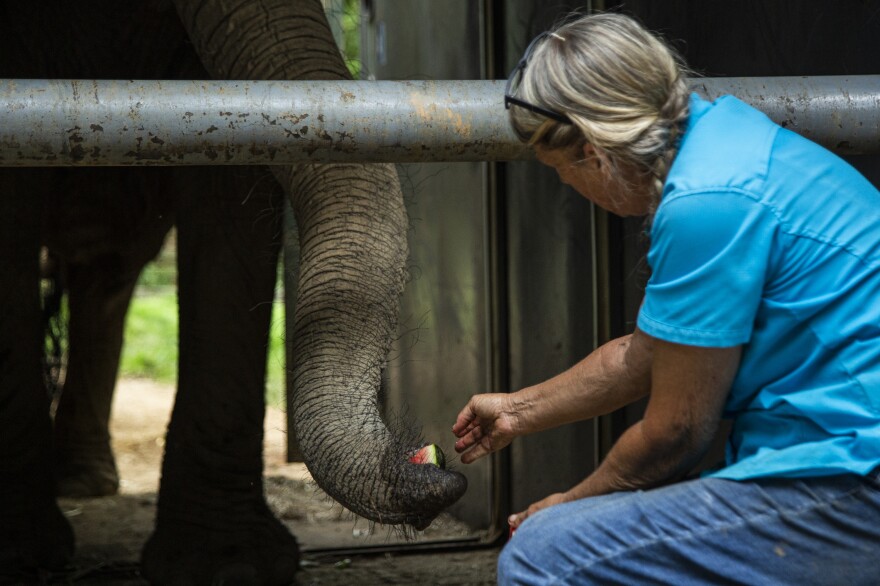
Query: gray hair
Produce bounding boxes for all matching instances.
[510,13,691,203]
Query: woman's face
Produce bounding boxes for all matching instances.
[534,144,652,217]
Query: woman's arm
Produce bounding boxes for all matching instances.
[453,328,654,463]
[511,328,655,433]
[509,338,741,526]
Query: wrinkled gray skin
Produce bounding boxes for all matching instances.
[0,1,466,583]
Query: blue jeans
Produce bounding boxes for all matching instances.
[498,470,880,585]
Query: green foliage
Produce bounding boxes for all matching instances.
[341,0,361,78]
[134,230,177,292]
[133,261,176,292]
[120,293,179,383]
[265,302,286,409]
[120,258,286,408]
[325,0,361,78]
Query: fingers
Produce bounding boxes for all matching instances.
[453,394,497,436]
[458,438,491,464]
[452,403,483,454]
[452,394,502,463]
[508,503,538,529]
[454,426,491,463]
[508,493,569,530]
[452,399,486,458]
[508,503,537,529]
[453,425,482,453]
[452,419,479,439]
[452,403,477,436]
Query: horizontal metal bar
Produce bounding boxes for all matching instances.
[1,76,878,166]
[0,79,523,166]
[695,76,880,155]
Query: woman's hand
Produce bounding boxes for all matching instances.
[452,393,522,464]
[508,492,572,530]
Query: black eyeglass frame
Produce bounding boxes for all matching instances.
[504,32,573,125]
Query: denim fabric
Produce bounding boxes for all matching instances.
[498,470,880,585]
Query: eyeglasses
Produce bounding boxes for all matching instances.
[504,32,572,125]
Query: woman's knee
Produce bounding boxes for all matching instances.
[497,506,578,584]
[497,532,547,585]
[496,541,518,584]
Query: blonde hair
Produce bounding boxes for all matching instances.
[510,13,691,203]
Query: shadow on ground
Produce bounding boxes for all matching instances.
[44,379,500,585]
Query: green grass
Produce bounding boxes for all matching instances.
[341,0,361,78]
[120,272,287,408]
[266,304,286,409]
[119,292,179,383]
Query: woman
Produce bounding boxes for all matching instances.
[452,13,880,585]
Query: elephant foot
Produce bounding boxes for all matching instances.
[141,499,300,585]
[55,442,120,497]
[56,464,119,497]
[0,479,75,580]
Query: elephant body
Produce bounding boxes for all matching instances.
[0,2,465,583]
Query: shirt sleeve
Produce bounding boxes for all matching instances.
[637,189,778,347]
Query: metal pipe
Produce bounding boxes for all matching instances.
[0,79,523,166]
[695,76,880,155]
[1,76,878,166]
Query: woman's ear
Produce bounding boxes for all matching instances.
[582,143,602,168]
[581,143,595,159]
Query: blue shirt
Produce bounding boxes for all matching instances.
[637,94,880,480]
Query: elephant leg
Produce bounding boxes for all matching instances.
[0,169,74,577]
[52,260,138,497]
[49,167,175,498]
[142,167,297,585]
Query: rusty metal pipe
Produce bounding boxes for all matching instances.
[0,79,523,166]
[1,76,878,166]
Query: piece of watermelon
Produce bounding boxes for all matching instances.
[408,444,446,469]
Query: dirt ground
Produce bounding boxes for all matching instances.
[48,378,501,585]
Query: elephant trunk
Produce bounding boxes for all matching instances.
[277,162,466,527]
[171,0,467,527]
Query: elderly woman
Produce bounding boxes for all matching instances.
[453,12,880,585]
